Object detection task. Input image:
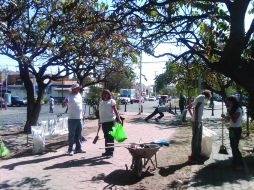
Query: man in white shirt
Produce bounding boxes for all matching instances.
[62,83,85,156]
[49,96,54,113]
[187,90,211,164]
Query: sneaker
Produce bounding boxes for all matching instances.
[155,118,159,122]
[144,119,149,122]
[74,149,86,154]
[67,150,74,156]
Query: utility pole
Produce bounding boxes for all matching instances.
[138,52,143,114]
[154,71,157,97]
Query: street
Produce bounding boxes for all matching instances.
[0,99,232,128]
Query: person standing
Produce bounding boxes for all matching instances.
[221,96,243,169]
[49,96,54,113]
[179,93,187,114]
[62,83,84,156]
[99,89,122,157]
[187,90,211,164]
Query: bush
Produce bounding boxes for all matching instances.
[86,86,101,118]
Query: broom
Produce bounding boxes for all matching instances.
[219,101,228,154]
[93,123,101,144]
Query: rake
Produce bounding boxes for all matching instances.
[218,101,228,155]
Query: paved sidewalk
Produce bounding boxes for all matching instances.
[0,112,176,190]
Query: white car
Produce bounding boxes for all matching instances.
[148,96,156,101]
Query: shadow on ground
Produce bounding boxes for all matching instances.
[103,169,153,188]
[190,159,252,187]
[1,154,66,170]
[0,176,51,190]
[159,161,190,176]
[44,156,111,170]
[128,117,186,129]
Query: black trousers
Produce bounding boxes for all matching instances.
[229,127,243,166]
[145,107,164,120]
[102,121,115,153]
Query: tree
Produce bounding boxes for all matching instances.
[0,0,72,132]
[0,0,137,133]
[104,67,136,92]
[111,1,254,118]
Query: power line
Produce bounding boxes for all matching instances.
[142,61,167,63]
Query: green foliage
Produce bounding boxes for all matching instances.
[86,86,101,118]
[104,67,135,92]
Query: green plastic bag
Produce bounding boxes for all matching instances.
[109,122,127,142]
[0,140,10,157]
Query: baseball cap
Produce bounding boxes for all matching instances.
[71,83,80,90]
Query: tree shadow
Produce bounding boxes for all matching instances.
[159,161,189,176]
[103,169,154,188]
[1,154,66,170]
[44,156,111,170]
[0,176,51,190]
[128,117,186,129]
[190,159,252,187]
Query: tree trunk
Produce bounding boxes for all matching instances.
[247,90,254,120]
[24,101,41,133]
[19,61,46,133]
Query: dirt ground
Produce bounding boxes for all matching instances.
[1,117,254,190]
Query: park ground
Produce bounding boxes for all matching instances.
[1,104,254,189]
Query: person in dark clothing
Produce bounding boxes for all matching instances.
[145,105,175,122]
[221,96,244,170]
[179,93,187,114]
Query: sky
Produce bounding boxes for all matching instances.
[1,2,253,86]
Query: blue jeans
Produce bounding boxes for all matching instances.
[191,122,203,159]
[68,119,82,152]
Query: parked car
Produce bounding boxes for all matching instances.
[11,96,27,106]
[148,96,156,101]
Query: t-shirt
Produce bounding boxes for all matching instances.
[99,99,116,123]
[192,95,205,123]
[229,107,242,128]
[50,98,54,106]
[65,93,83,119]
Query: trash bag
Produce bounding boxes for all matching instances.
[32,126,45,154]
[109,122,127,142]
[0,140,10,157]
[201,126,217,158]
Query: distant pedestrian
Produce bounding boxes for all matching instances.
[99,89,122,158]
[145,104,175,122]
[221,96,244,170]
[49,96,54,113]
[179,93,187,114]
[187,90,211,164]
[62,83,85,156]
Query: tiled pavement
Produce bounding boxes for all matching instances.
[1,112,254,190]
[0,112,175,190]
